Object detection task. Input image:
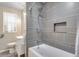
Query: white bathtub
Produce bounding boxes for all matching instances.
[28,44,75,57]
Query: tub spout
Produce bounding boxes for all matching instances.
[35,40,42,49]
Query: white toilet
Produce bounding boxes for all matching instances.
[16,35,25,57]
[7,35,25,57]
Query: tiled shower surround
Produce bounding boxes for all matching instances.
[26,2,79,54]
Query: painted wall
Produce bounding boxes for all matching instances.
[0,7,24,51]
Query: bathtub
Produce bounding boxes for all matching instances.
[28,44,75,57]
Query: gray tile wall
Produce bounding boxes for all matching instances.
[27,2,43,47]
[41,2,78,54]
[27,2,79,54]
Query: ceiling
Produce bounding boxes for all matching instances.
[0,2,26,11]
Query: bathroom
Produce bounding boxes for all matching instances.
[0,2,26,57]
[0,2,79,57]
[26,2,79,57]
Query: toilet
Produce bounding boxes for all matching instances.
[16,36,25,57]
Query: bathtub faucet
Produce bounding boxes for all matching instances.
[35,40,42,49]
